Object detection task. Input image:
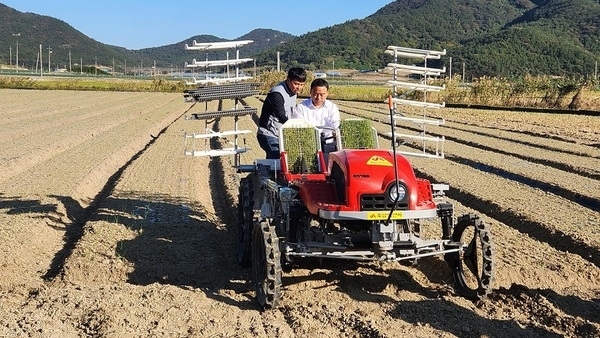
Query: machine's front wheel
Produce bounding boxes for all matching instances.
[236,177,254,268]
[445,213,494,300]
[251,220,282,309]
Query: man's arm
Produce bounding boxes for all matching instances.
[291,100,309,120]
[264,92,288,123]
[327,102,341,130]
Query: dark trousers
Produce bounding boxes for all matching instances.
[257,134,280,159]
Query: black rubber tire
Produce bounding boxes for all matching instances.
[251,220,283,309]
[445,213,494,300]
[236,177,254,268]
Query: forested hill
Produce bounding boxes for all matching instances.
[1,0,599,78]
[255,0,600,79]
[0,3,295,72]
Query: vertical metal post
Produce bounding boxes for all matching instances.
[12,33,20,73]
[40,44,43,77]
[48,46,52,73]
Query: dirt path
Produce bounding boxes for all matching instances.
[0,89,599,337]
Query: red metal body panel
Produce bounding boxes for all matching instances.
[290,149,436,215]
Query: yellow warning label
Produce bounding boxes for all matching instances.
[366,155,393,166]
[367,211,404,220]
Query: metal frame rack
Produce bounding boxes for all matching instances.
[385,46,447,158]
[182,40,259,166]
[184,40,254,85]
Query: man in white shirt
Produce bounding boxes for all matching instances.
[291,78,341,156]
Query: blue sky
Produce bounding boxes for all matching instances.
[2,0,393,50]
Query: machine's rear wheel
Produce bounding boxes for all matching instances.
[251,220,282,309]
[236,177,254,268]
[445,213,494,300]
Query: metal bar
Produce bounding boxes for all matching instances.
[184,130,252,139]
[185,39,253,50]
[392,114,445,126]
[186,107,257,120]
[187,58,253,67]
[388,97,445,109]
[387,80,445,92]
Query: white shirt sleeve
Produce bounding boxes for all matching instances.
[291,100,309,120]
[325,102,341,130]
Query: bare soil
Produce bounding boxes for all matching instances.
[0,89,599,337]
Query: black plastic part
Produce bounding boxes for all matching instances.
[437,202,454,240]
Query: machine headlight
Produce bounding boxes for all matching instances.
[279,187,294,202]
[389,183,406,202]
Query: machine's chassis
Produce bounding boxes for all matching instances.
[236,172,495,309]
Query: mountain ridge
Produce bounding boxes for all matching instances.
[1,1,599,78]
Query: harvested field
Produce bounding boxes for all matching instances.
[0,88,599,337]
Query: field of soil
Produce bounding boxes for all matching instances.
[0,88,599,337]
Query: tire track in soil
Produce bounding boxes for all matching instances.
[43,103,197,281]
[196,102,264,308]
[413,123,600,181]
[441,122,600,160]
[206,99,240,229]
[444,154,600,211]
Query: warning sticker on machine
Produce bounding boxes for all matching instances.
[367,211,404,220]
[366,156,393,166]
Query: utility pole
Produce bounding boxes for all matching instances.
[48,46,52,73]
[12,33,20,73]
[95,57,97,76]
[80,57,83,74]
[40,44,43,77]
[69,50,72,73]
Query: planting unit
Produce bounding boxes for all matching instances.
[236,46,495,309]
